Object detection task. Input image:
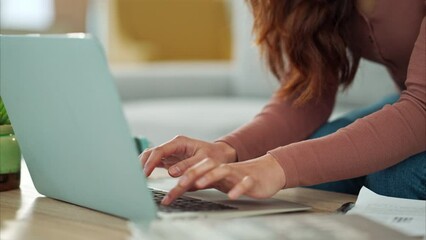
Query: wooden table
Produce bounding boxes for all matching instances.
[0,161,357,240]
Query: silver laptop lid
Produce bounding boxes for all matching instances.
[0,34,156,222]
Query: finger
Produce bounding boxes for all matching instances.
[161,184,187,205]
[143,138,189,176]
[162,159,217,205]
[160,155,182,165]
[139,148,152,166]
[228,176,254,200]
[168,155,205,177]
[141,149,179,167]
[177,158,217,188]
[156,155,180,169]
[194,164,232,188]
[144,150,162,176]
[141,149,164,173]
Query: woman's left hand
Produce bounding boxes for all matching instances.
[161,154,286,205]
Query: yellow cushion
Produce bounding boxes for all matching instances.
[108,0,231,63]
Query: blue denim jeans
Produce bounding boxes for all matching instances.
[307,94,426,200]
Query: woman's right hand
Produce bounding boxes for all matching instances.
[140,136,237,177]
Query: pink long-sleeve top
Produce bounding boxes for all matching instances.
[219,1,426,188]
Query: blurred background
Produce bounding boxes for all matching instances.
[0,0,398,145]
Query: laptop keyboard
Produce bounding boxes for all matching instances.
[150,188,237,212]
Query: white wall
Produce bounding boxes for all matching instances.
[336,60,398,107]
[229,0,278,98]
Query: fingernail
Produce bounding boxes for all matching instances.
[169,166,181,176]
[179,175,189,187]
[196,177,207,187]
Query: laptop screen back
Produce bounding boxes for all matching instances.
[0,34,156,221]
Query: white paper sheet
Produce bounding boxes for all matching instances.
[347,186,425,237]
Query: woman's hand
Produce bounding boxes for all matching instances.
[161,154,286,205]
[140,135,237,177]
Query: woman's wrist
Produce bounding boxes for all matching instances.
[214,141,237,164]
[232,154,287,196]
[264,154,287,189]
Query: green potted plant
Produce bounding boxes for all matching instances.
[0,96,21,191]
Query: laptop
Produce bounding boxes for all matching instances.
[0,34,310,222]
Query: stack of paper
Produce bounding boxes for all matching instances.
[347,186,425,237]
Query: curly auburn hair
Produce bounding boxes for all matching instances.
[247,0,360,105]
